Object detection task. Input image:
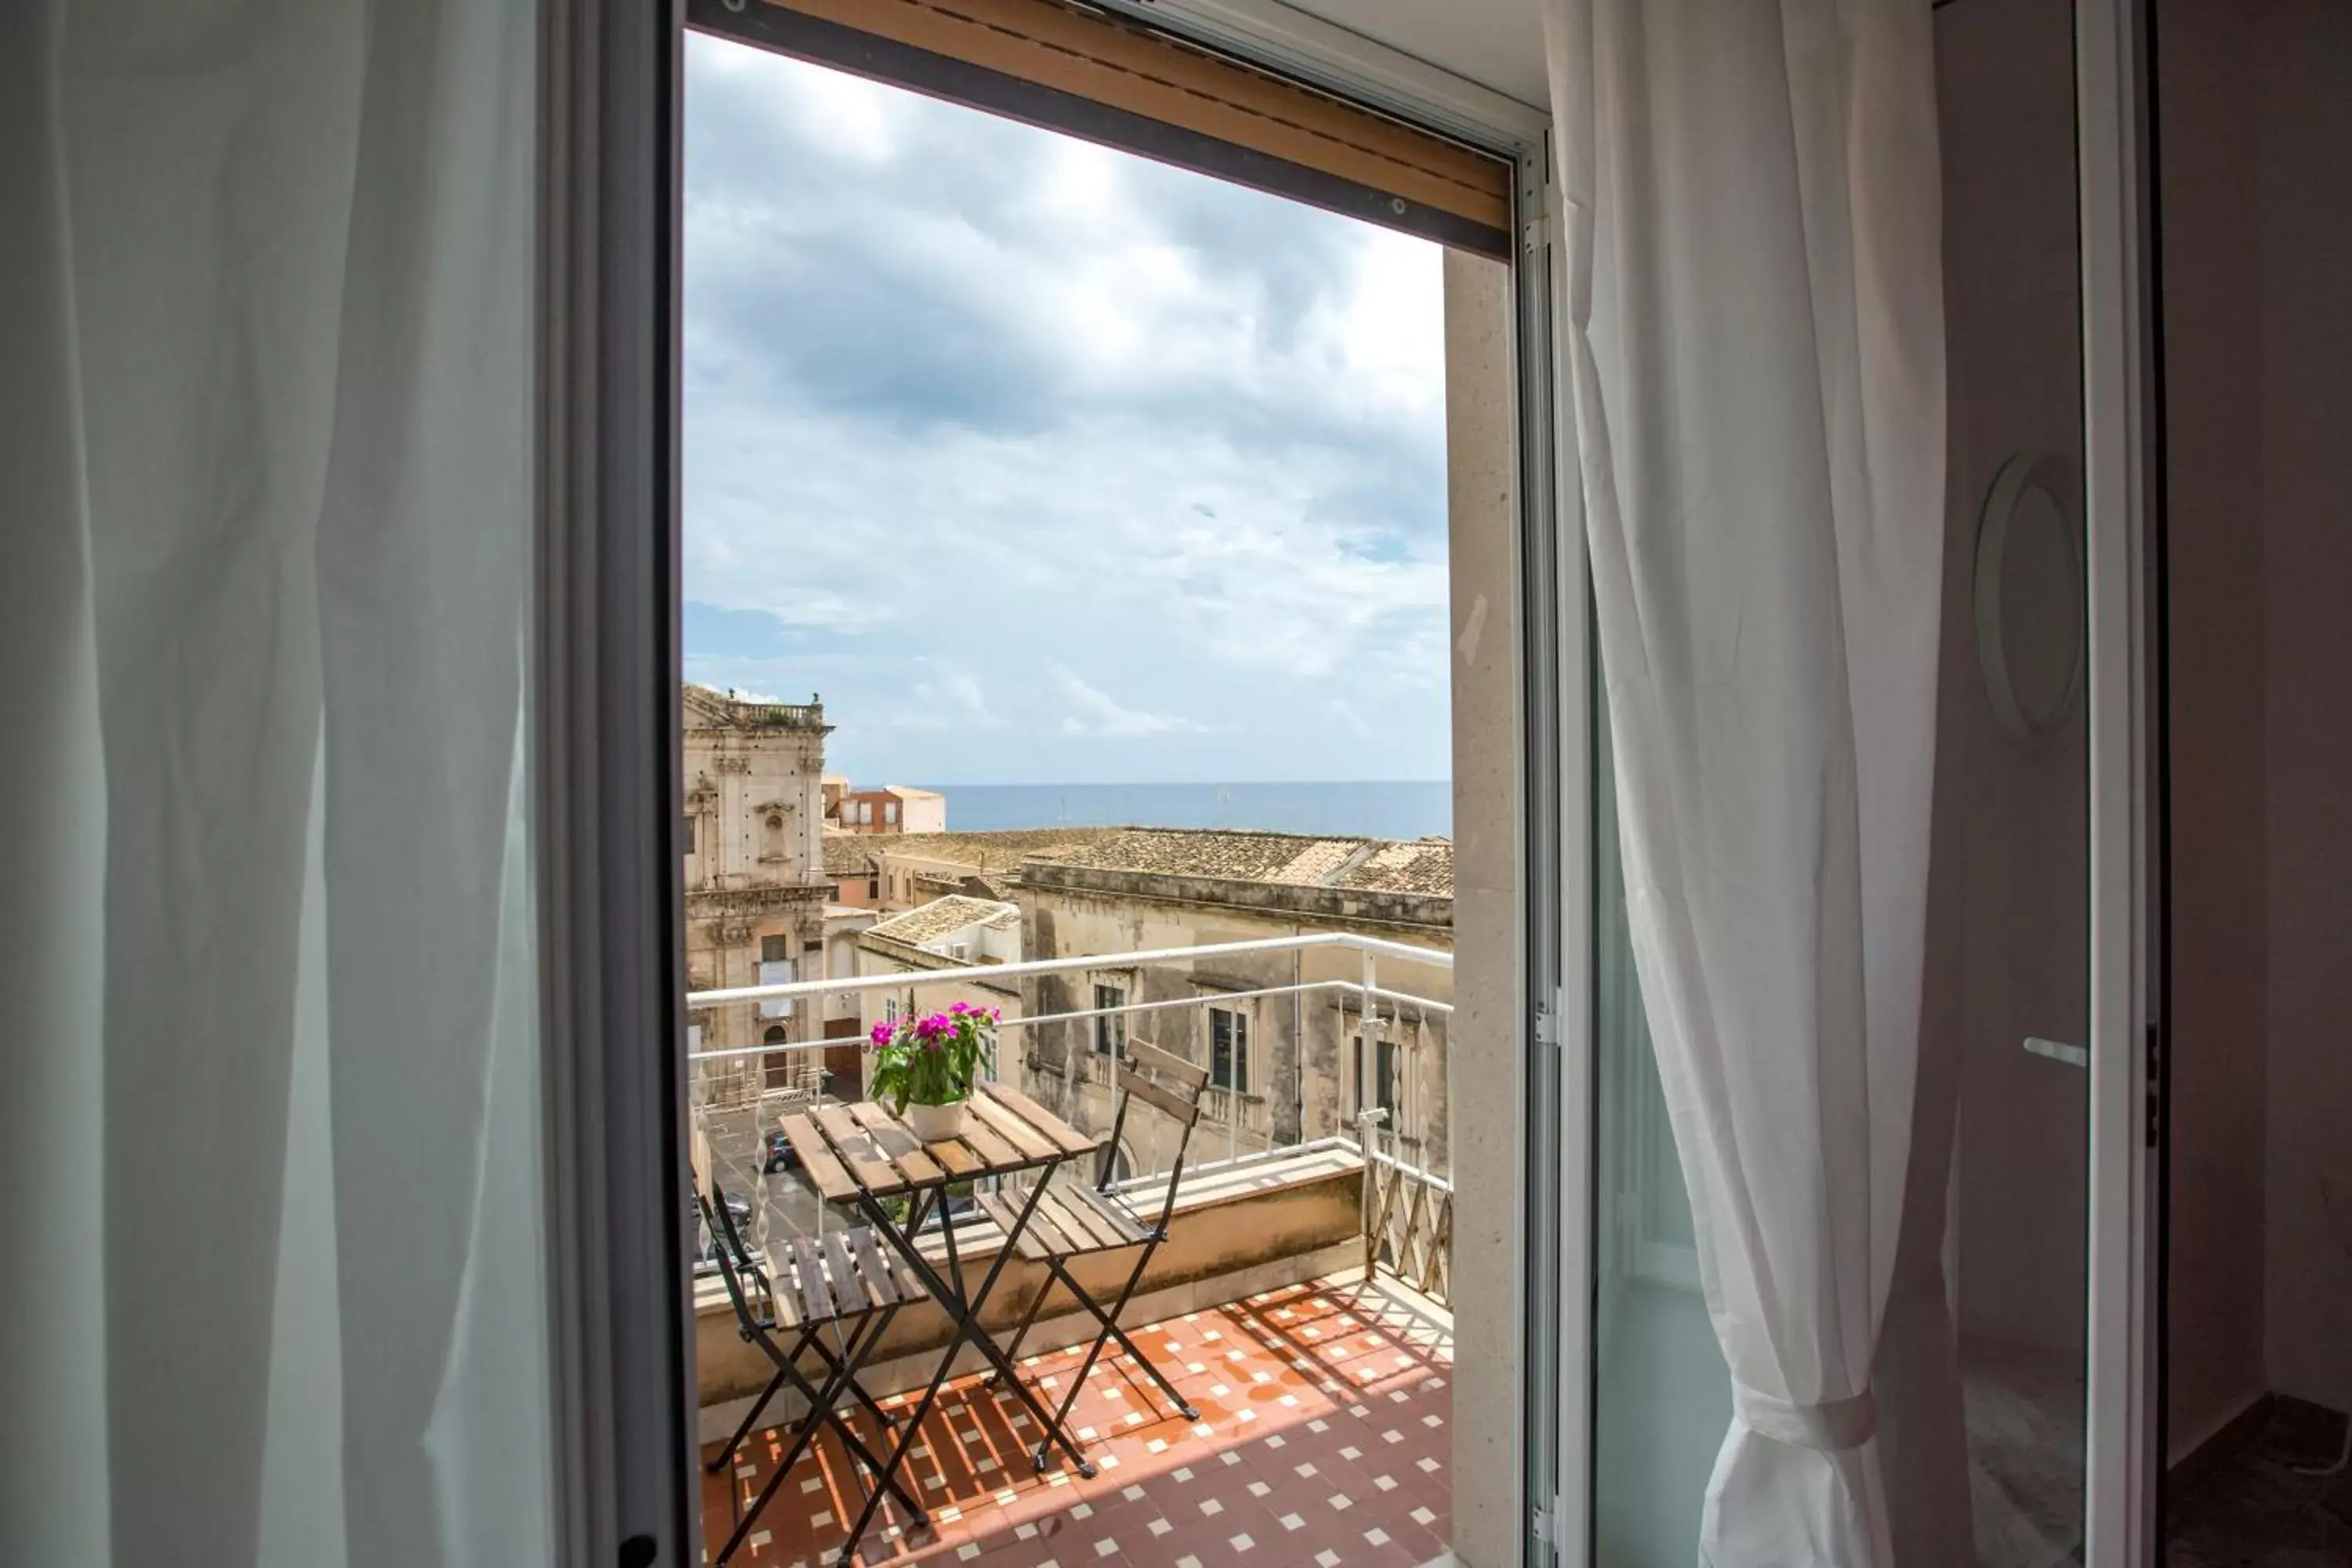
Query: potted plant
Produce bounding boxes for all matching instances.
[867,1001,999,1142]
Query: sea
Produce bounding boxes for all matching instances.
[912,781,1451,841]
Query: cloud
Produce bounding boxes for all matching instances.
[1051,666,1198,737]
[681,34,1451,785]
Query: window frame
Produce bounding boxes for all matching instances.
[1209,1004,1250,1094]
[1092,980,1127,1058]
[564,7,1567,1566]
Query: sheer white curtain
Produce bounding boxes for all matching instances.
[0,2,551,1564]
[1544,0,1951,1562]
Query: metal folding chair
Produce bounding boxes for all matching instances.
[693,1128,928,1566]
[978,1039,1210,1472]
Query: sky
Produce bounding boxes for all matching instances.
[681,34,1450,786]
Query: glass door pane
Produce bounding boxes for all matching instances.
[1584,0,2093,1561]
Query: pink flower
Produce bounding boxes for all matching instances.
[869,1020,891,1047]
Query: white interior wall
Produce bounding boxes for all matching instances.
[2156,0,2272,1463]
[2161,0,2352,1457]
[2252,0,2352,1424]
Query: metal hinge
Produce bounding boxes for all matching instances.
[1534,984,1570,1050]
[1530,1490,1568,1561]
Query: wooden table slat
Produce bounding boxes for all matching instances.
[926,1133,983,1179]
[811,1103,908,1198]
[846,1100,951,1188]
[949,1109,1024,1170]
[779,1112,859,1203]
[966,1092,1057,1163]
[979,1080,1101,1157]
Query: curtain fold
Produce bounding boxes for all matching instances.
[1544,0,1950,1561]
[0,2,550,1563]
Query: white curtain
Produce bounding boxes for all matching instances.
[0,2,551,1564]
[1545,1,1949,1563]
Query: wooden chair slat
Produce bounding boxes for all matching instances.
[848,1100,949,1188]
[819,1229,873,1311]
[1067,1185,1149,1247]
[848,1225,916,1305]
[690,1125,716,1199]
[976,1189,1055,1262]
[978,1080,1100,1157]
[1033,1188,1109,1253]
[779,1112,859,1203]
[1125,1039,1210,1091]
[812,1103,906,1197]
[768,1257,800,1329]
[1047,1186,1136,1254]
[1115,1065,1203,1129]
[966,1091,1057,1163]
[789,1233,833,1322]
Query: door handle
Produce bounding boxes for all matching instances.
[2023,1036,2089,1068]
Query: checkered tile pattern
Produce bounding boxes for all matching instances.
[702,1277,1453,1568]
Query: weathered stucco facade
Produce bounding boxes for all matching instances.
[1011,829,1454,1179]
[681,685,830,1095]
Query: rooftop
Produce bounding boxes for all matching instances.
[822,826,1122,879]
[1025,827,1455,898]
[865,894,1021,948]
[682,682,826,733]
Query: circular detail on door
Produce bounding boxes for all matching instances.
[1972,452,2085,746]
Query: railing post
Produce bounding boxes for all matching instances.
[1356,1105,1389,1283]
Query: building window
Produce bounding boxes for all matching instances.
[757,940,795,1020]
[867,877,880,899]
[682,815,696,855]
[884,800,899,825]
[1093,983,1127,1057]
[1352,1034,1401,1126]
[762,1024,793,1091]
[1210,1007,1249,1093]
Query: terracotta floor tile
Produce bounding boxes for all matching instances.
[700,1276,1451,1568]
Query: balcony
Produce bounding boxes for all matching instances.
[687,935,1457,1566]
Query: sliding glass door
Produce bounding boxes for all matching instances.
[1570,0,2156,1562]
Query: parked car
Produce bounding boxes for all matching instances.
[763,1129,798,1174]
[691,1188,758,1276]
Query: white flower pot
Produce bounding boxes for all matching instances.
[906,1099,970,1143]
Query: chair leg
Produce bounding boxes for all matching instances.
[714,1350,860,1567]
[708,1365,791,1474]
[1030,1245,1185,1473]
[982,1272,1056,1390]
[1047,1249,1196,1421]
[805,1306,899,1431]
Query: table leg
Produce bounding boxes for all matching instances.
[833,1177,1086,1566]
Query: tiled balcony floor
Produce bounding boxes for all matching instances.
[702,1276,1454,1568]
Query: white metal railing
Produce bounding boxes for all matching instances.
[686,929,1454,1193]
